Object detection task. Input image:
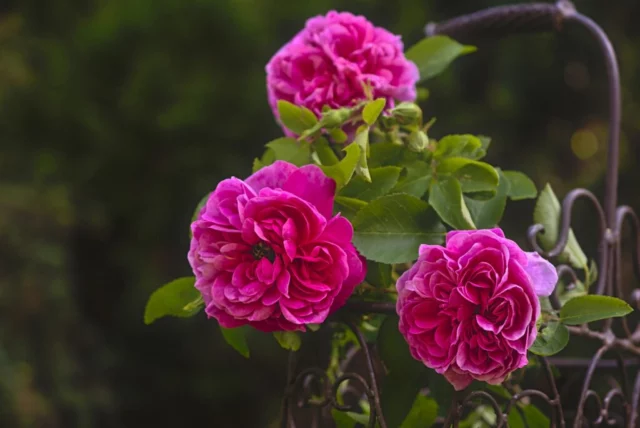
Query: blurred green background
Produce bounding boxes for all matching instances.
[1,0,639,427]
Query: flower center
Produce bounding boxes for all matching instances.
[252,242,275,263]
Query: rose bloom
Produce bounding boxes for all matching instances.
[188,161,365,332]
[396,229,557,390]
[266,11,419,133]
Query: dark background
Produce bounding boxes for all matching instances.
[1,0,639,427]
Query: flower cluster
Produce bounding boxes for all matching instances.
[178,10,566,392]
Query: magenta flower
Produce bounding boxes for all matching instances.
[188,161,366,332]
[396,229,557,390]
[266,11,419,133]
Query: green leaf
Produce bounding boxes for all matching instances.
[586,259,599,289]
[369,142,418,168]
[320,143,361,190]
[434,134,485,160]
[400,395,438,428]
[191,193,210,223]
[220,326,250,358]
[277,100,318,135]
[464,169,509,229]
[331,409,355,428]
[329,128,348,144]
[331,410,371,428]
[273,331,302,351]
[314,137,339,166]
[437,157,499,194]
[334,196,368,221]
[365,260,392,288]
[556,278,587,306]
[339,166,402,202]
[183,295,204,312]
[507,404,550,428]
[363,98,386,125]
[392,160,432,198]
[252,158,264,173]
[382,376,422,428]
[429,177,476,230]
[376,325,428,425]
[478,135,491,152]
[265,137,311,167]
[252,148,276,172]
[529,321,570,356]
[521,404,550,427]
[503,170,537,200]
[486,385,512,400]
[378,315,423,375]
[345,412,370,425]
[354,127,371,182]
[144,277,201,325]
[560,295,633,325]
[406,35,476,82]
[507,408,525,428]
[460,405,497,428]
[353,194,446,264]
[427,370,454,417]
[533,184,588,269]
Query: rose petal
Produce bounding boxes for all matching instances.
[245,160,298,192]
[282,165,336,219]
[525,252,558,296]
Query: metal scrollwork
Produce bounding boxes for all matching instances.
[281,1,640,426]
[282,320,386,428]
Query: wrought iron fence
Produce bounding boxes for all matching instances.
[280,1,640,426]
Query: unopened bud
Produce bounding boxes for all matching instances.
[408,130,429,152]
[391,102,422,123]
[320,108,352,128]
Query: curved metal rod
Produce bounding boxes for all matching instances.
[504,390,557,427]
[331,373,377,428]
[344,300,396,314]
[614,206,640,338]
[344,320,388,428]
[284,362,381,426]
[527,188,609,294]
[614,352,631,404]
[582,389,605,425]
[291,368,332,409]
[541,356,566,428]
[460,391,506,427]
[615,206,640,293]
[567,325,640,356]
[629,370,640,427]
[564,12,621,228]
[527,188,606,257]
[427,2,622,228]
[425,1,572,40]
[602,388,628,426]
[281,351,298,428]
[550,264,580,310]
[574,345,611,427]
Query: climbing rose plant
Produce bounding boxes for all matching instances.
[144,10,633,427]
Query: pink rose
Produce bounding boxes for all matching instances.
[266,11,419,133]
[188,161,366,332]
[396,228,557,390]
